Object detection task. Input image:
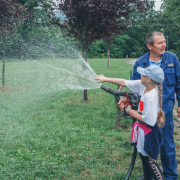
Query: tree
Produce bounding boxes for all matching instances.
[87,39,107,58]
[100,0,151,68]
[0,0,30,86]
[110,35,130,58]
[161,0,180,26]
[49,0,151,100]
[123,4,162,58]
[87,3,180,59]
[123,4,180,58]
[15,0,51,59]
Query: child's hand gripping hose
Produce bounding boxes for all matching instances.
[100,84,140,180]
[100,84,140,122]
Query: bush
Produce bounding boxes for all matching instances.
[130,52,137,58]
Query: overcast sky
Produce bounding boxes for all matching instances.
[154,0,162,11]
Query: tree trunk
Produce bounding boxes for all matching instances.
[19,45,23,60]
[107,49,110,69]
[82,50,88,101]
[114,102,122,129]
[2,43,5,87]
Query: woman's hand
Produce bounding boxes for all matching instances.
[94,74,106,83]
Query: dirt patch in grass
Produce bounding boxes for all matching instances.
[0,85,15,93]
[119,124,130,129]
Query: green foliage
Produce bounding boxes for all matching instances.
[87,39,107,58]
[19,0,50,24]
[162,0,180,26]
[86,6,180,59]
[0,25,79,59]
[2,1,180,61]
[110,35,130,58]
[87,35,130,58]
[130,52,137,58]
[124,8,180,59]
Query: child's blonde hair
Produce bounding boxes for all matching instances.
[151,80,165,127]
[157,83,165,127]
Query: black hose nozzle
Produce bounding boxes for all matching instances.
[100,84,139,111]
[100,84,127,101]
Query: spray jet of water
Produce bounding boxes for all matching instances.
[33,56,101,90]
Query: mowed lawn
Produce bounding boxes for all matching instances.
[0,58,180,179]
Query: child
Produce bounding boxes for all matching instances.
[95,65,165,180]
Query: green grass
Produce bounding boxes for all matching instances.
[0,58,169,179]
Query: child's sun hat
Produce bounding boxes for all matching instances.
[137,65,164,83]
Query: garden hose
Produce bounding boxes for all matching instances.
[100,85,140,179]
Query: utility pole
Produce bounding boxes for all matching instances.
[160,28,164,35]
[166,36,168,51]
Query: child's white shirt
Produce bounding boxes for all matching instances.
[125,80,159,126]
[125,80,160,157]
